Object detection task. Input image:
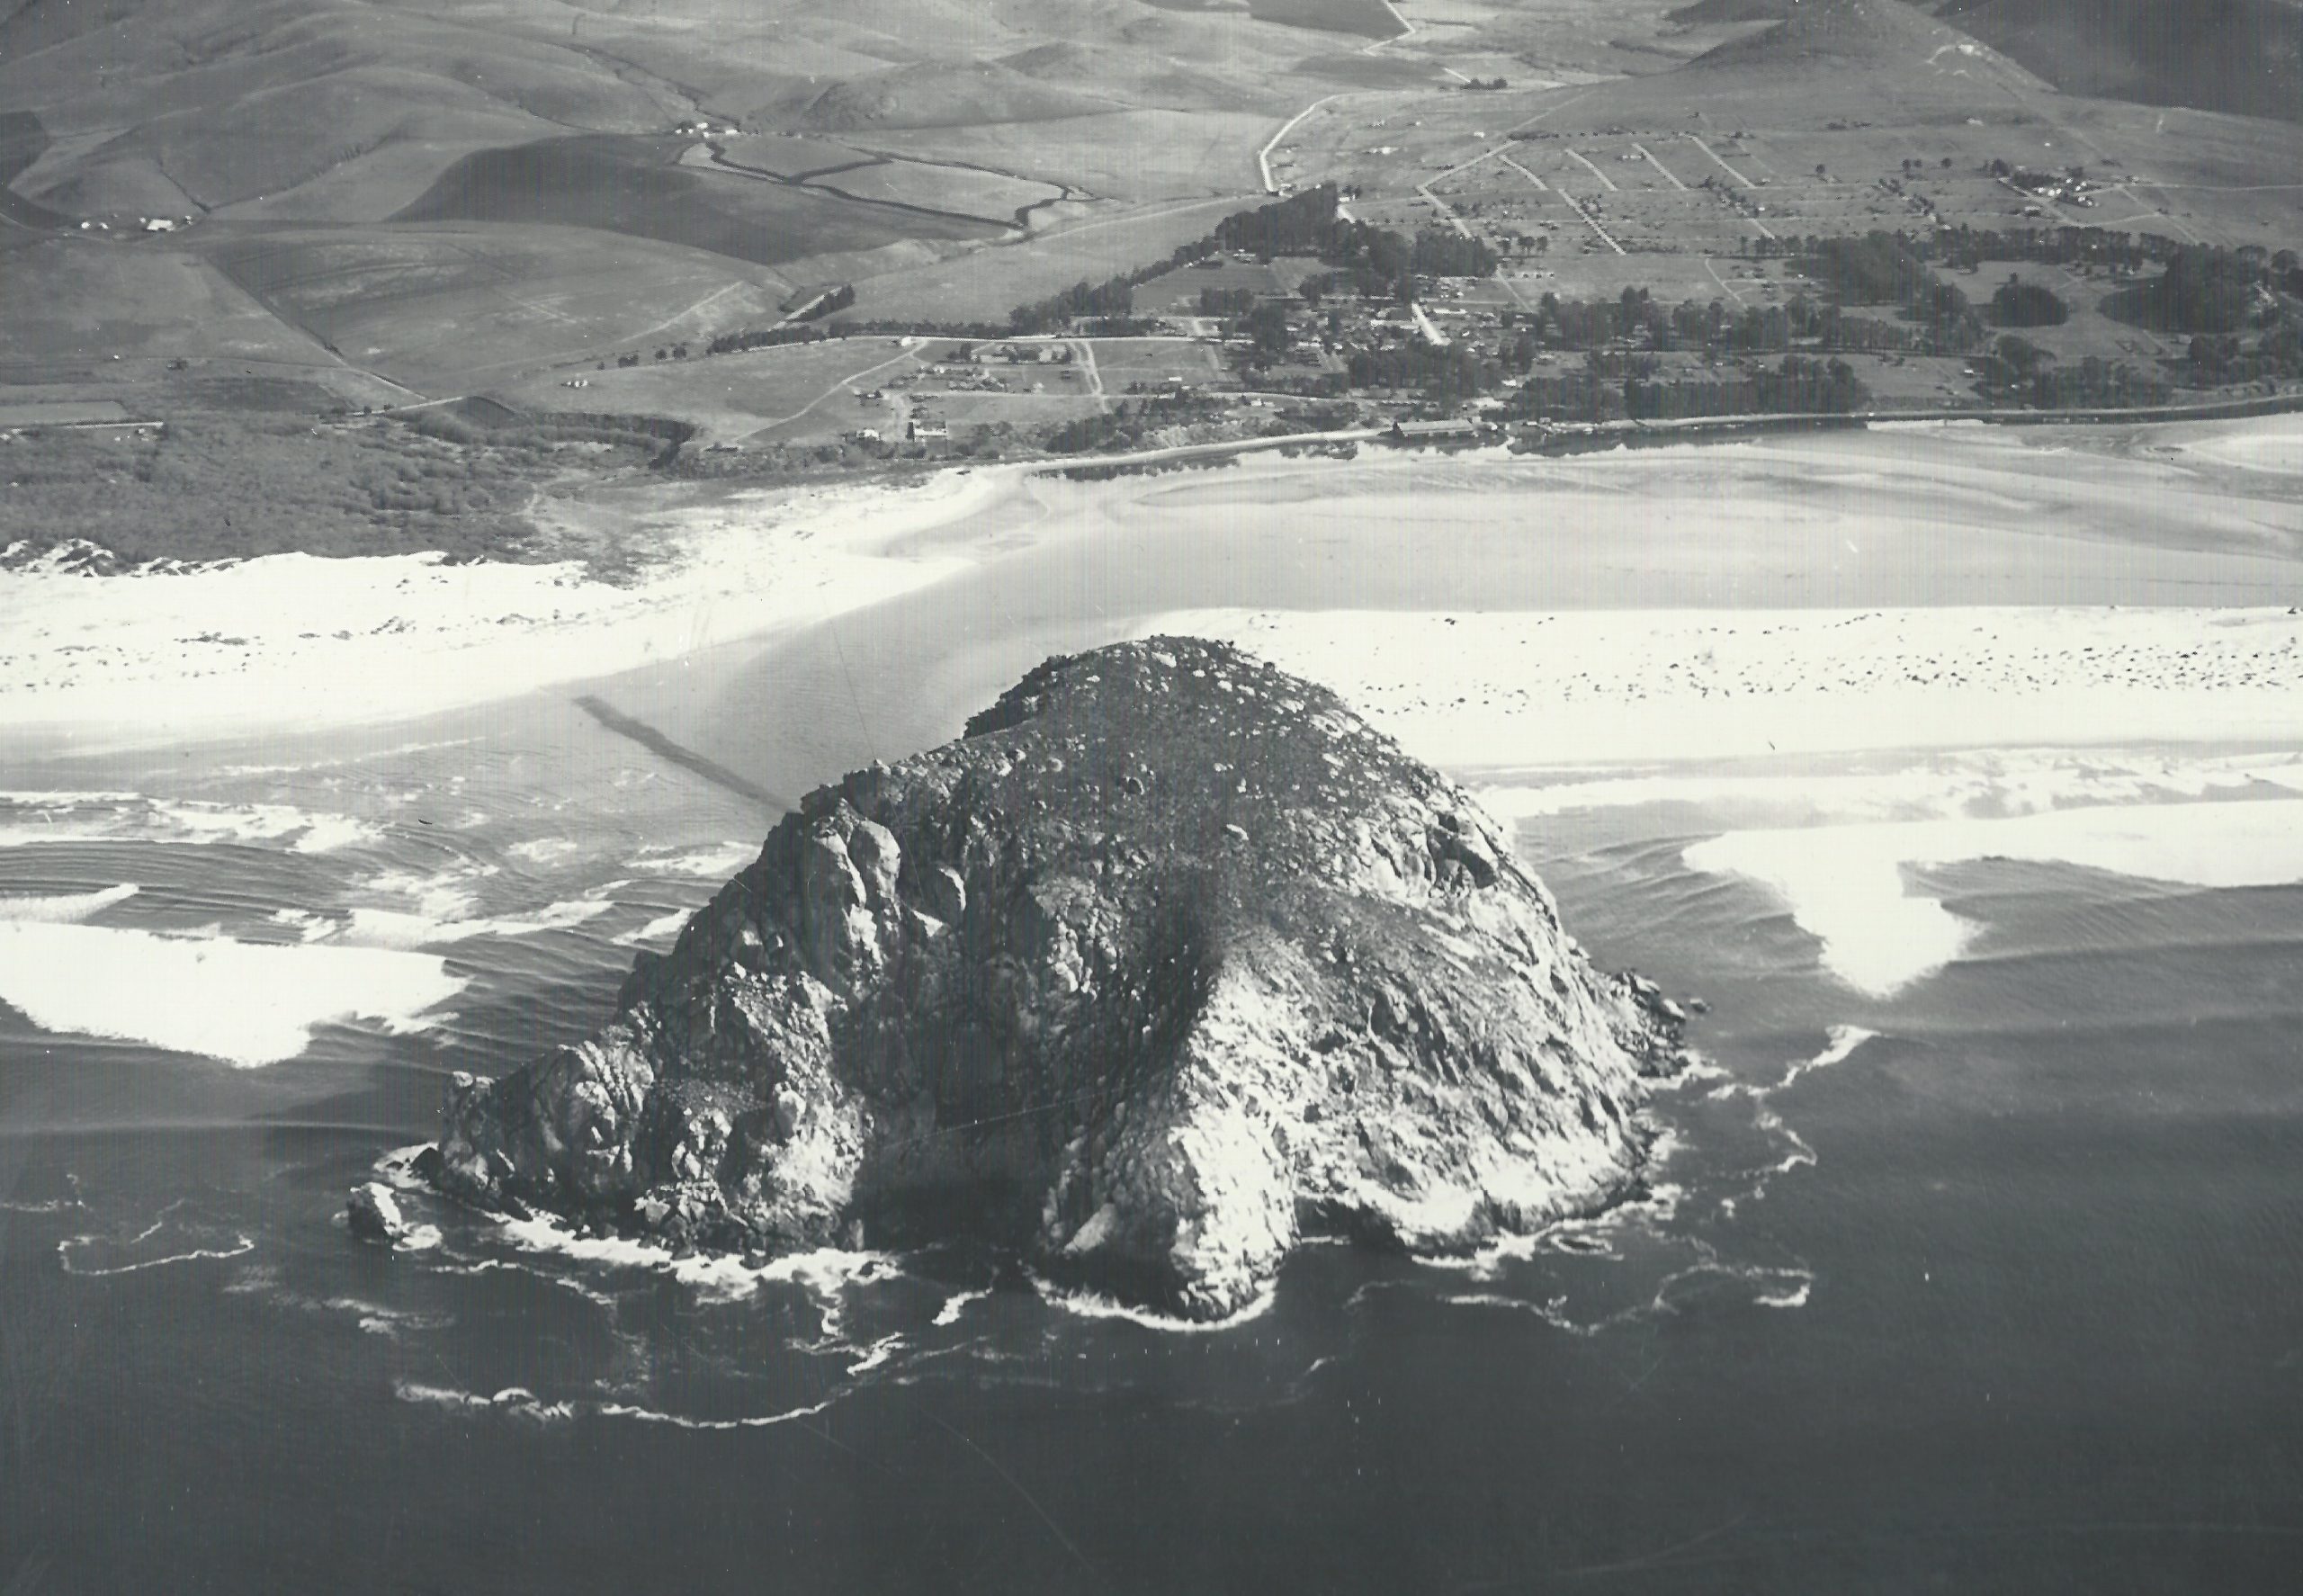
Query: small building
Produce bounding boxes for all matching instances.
[909,419,949,441]
[1391,417,1479,442]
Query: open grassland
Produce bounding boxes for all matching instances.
[4,0,2302,438]
[1088,337,1232,389]
[395,135,1001,267]
[202,225,793,394]
[854,110,1276,202]
[849,197,1261,322]
[499,336,959,444]
[0,412,662,565]
[795,157,1069,224]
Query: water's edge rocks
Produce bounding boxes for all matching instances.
[429,638,1688,1321]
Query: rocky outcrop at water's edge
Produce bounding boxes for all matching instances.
[428,638,1691,1321]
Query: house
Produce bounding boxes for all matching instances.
[909,419,949,441]
[1390,417,1479,441]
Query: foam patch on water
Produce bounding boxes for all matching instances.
[633,842,759,878]
[0,883,139,922]
[58,1202,257,1276]
[933,1288,991,1327]
[507,838,585,865]
[1028,1276,1278,1333]
[1685,796,2303,995]
[0,792,379,853]
[394,1382,573,1422]
[335,897,614,950]
[1479,749,2303,822]
[613,910,691,947]
[0,920,464,1066]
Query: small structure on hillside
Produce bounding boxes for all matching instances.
[1391,417,1479,443]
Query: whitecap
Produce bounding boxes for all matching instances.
[508,838,585,865]
[932,1288,991,1327]
[633,842,759,879]
[0,920,463,1066]
[0,883,139,923]
[1684,797,2303,996]
[613,909,691,948]
[0,794,379,853]
[393,1381,573,1422]
[1028,1276,1278,1333]
[58,1231,255,1276]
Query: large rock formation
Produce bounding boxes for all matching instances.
[432,639,1687,1321]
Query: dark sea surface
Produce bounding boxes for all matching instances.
[4,560,2300,1591]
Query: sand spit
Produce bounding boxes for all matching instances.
[0,468,1008,750]
[1144,607,2303,767]
[4,418,2299,760]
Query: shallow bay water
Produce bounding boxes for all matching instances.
[4,440,2302,1590]
[5,708,2299,1591]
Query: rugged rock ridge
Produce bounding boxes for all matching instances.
[433,639,1686,1321]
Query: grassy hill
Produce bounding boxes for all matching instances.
[1928,0,2303,123]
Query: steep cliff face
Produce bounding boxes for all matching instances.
[434,639,1687,1321]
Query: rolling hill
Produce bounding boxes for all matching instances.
[1929,0,2303,123]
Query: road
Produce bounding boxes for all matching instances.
[1633,142,1688,193]
[1259,94,1346,193]
[749,345,926,432]
[1564,196,1626,256]
[1417,183,1475,239]
[1682,134,1754,189]
[1562,148,1618,193]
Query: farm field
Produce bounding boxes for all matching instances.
[796,158,1069,226]
[395,135,1003,268]
[856,111,1275,203]
[1246,0,1408,40]
[849,197,1259,323]
[1089,337,1235,390]
[1134,257,1292,312]
[500,336,962,444]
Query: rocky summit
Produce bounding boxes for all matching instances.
[431,639,1688,1321]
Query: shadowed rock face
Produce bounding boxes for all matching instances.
[433,638,1686,1321]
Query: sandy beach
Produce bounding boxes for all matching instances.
[3,418,2299,767]
[0,467,1014,752]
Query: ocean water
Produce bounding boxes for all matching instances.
[4,610,2301,1590]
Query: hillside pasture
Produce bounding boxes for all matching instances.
[1134,257,1291,312]
[796,158,1069,226]
[851,196,1260,323]
[205,225,793,392]
[1247,0,1409,40]
[1089,337,1232,390]
[500,336,961,444]
[394,135,1003,268]
[0,237,343,373]
[855,110,1274,202]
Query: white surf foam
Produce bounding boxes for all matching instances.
[1027,1276,1278,1333]
[1685,796,2303,996]
[0,883,139,923]
[393,1381,573,1422]
[0,920,464,1066]
[613,909,690,948]
[634,842,759,879]
[932,1288,991,1327]
[0,794,380,853]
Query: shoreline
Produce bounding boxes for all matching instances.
[4,415,2299,767]
[0,464,1022,758]
[1142,605,2303,771]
